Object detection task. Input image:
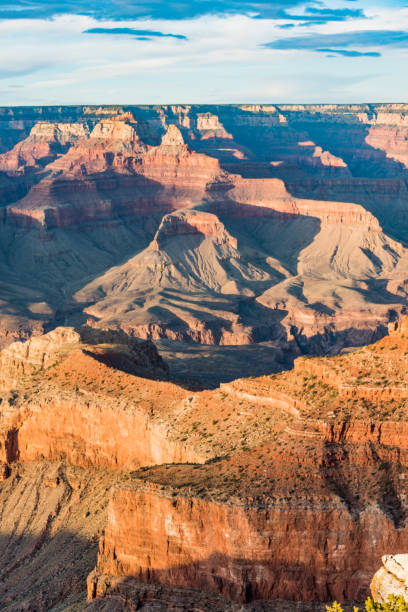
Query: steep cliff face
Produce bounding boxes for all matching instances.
[5,121,223,231]
[366,127,408,169]
[89,470,408,605]
[0,97,408,609]
[151,209,238,248]
[88,426,408,607]
[83,317,408,608]
[0,327,220,472]
[0,121,89,173]
[4,317,408,608]
[0,460,118,611]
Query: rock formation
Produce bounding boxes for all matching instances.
[2,319,408,608]
[82,317,408,608]
[0,108,407,361]
[371,555,408,603]
[0,105,407,376]
[0,121,88,173]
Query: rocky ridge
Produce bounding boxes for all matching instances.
[84,317,408,608]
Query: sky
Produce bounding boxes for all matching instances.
[0,0,407,104]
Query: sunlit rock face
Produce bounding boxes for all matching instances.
[4,315,408,608]
[84,318,408,607]
[2,105,408,610]
[371,555,408,603]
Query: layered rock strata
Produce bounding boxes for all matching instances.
[4,319,408,608]
[83,316,408,608]
[0,105,407,368]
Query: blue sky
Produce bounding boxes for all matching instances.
[0,0,407,104]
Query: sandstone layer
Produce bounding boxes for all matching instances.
[87,319,408,608]
[1,103,408,609]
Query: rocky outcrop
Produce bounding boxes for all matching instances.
[0,327,208,472]
[80,317,408,607]
[89,114,139,142]
[137,125,223,208]
[366,127,408,169]
[5,314,408,608]
[151,209,238,249]
[0,326,168,390]
[159,124,187,151]
[0,121,88,173]
[371,555,408,603]
[229,176,382,227]
[88,445,408,606]
[0,373,203,470]
[196,112,233,140]
[0,326,80,389]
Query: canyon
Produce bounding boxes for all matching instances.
[2,319,408,609]
[1,104,408,610]
[0,105,407,382]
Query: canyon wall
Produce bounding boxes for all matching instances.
[84,318,408,609]
[0,327,211,472]
[90,480,408,605]
[3,319,408,608]
[1,103,408,609]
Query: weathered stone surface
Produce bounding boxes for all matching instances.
[1,104,408,609]
[0,461,118,611]
[89,481,408,605]
[80,317,408,607]
[371,555,408,603]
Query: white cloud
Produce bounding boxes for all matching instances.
[0,5,407,104]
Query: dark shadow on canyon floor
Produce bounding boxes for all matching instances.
[87,575,361,611]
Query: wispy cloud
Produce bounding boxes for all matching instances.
[84,27,187,40]
[263,29,408,55]
[319,48,381,57]
[0,63,47,79]
[273,6,366,24]
[0,3,407,104]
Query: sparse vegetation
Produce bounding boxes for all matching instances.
[327,596,408,611]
